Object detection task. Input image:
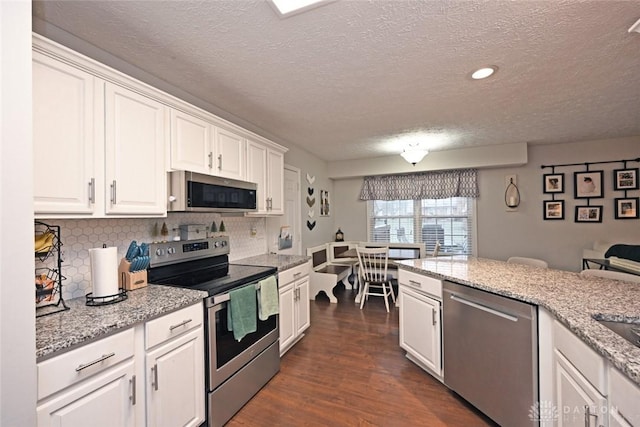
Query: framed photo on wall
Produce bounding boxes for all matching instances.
[575,205,603,223]
[543,173,564,194]
[543,200,564,220]
[613,168,639,191]
[574,171,604,199]
[614,197,639,219]
[320,190,330,216]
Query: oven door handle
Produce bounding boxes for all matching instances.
[208,293,230,307]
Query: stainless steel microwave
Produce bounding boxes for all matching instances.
[168,171,257,213]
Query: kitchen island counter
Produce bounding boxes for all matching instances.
[234,254,310,271]
[36,284,207,360]
[397,256,640,387]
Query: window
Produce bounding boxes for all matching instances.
[367,198,476,255]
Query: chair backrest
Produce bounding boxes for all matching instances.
[356,246,389,283]
[580,269,640,283]
[507,256,548,268]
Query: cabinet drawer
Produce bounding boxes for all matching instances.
[609,367,640,426]
[146,302,203,349]
[398,269,442,299]
[38,328,135,401]
[279,261,311,286]
[553,320,606,394]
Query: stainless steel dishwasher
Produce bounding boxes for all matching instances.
[443,281,538,427]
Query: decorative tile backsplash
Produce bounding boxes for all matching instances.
[36,214,268,300]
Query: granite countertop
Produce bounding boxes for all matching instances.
[36,285,207,361]
[397,256,640,387]
[234,254,310,271]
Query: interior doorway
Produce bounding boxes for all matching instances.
[268,165,302,255]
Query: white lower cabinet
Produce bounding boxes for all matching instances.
[36,303,205,427]
[397,269,443,379]
[554,350,607,427]
[609,366,640,427]
[278,262,311,355]
[553,320,608,427]
[37,359,136,427]
[399,285,442,376]
[145,328,204,427]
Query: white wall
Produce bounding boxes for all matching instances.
[1,1,37,424]
[477,137,640,271]
[332,137,640,271]
[283,144,335,249]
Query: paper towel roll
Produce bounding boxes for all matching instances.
[89,246,119,299]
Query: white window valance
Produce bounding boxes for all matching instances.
[359,169,479,201]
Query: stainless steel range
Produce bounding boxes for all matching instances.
[147,237,279,427]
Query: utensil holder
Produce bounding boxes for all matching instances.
[118,258,148,291]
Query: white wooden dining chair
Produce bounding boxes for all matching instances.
[356,246,395,312]
[580,269,640,283]
[507,256,548,268]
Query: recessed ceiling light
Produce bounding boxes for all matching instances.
[471,66,498,80]
[268,0,334,18]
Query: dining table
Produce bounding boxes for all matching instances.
[335,246,423,305]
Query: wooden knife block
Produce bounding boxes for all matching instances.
[118,258,148,291]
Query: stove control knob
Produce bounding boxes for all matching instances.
[220,240,227,247]
[168,247,177,254]
[213,241,221,248]
[155,248,165,256]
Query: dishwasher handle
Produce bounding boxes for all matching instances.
[449,293,519,322]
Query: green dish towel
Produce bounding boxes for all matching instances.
[227,284,257,342]
[258,276,279,321]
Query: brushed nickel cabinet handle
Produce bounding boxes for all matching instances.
[208,152,213,169]
[151,364,159,391]
[409,280,422,288]
[169,318,192,331]
[75,352,116,372]
[218,154,222,170]
[110,180,117,204]
[88,178,95,204]
[432,309,437,325]
[130,375,136,405]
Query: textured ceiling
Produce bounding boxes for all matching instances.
[33,0,640,162]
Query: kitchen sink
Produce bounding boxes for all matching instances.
[594,317,640,348]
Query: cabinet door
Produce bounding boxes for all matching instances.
[278,282,296,355]
[554,350,607,427]
[105,83,167,215]
[399,286,442,376]
[246,140,268,213]
[170,109,211,174]
[37,359,135,427]
[267,149,285,214]
[146,328,205,427]
[295,277,310,336]
[33,52,97,214]
[214,127,245,180]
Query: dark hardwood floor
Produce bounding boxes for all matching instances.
[227,284,496,426]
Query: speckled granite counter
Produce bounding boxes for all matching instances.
[397,256,640,387]
[234,254,310,271]
[36,285,207,361]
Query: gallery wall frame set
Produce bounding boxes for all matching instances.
[540,157,639,222]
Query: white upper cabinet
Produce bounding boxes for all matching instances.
[105,83,167,215]
[246,139,285,215]
[33,51,97,215]
[214,126,245,180]
[169,109,245,180]
[170,109,212,175]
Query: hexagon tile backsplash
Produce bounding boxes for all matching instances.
[37,214,268,300]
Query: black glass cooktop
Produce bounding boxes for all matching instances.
[148,255,276,296]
